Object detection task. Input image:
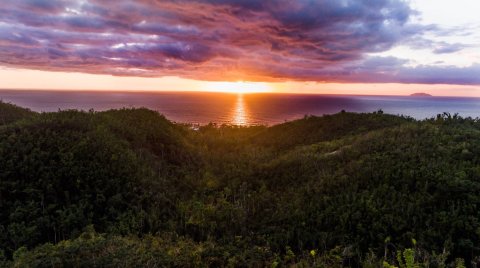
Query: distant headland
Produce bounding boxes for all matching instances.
[410,92,432,97]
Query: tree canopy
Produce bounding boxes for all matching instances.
[1,103,479,267]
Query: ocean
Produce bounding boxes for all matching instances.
[1,90,480,126]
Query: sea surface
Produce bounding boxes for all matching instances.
[1,90,480,126]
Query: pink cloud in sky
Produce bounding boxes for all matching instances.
[0,0,479,85]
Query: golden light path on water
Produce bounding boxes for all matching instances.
[232,94,248,125]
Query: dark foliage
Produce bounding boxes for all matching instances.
[1,103,479,267]
[0,101,35,126]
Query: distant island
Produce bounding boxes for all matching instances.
[410,92,432,97]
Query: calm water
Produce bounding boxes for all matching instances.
[2,90,480,125]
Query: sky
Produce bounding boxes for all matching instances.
[0,0,479,96]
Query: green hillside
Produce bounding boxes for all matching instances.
[1,103,479,267]
[0,101,35,126]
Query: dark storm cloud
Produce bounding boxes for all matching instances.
[0,0,478,84]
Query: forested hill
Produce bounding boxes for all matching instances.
[0,102,35,126]
[1,101,479,267]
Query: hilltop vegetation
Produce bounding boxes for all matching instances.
[0,101,35,126]
[1,102,480,267]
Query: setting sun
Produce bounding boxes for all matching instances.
[205,81,271,94]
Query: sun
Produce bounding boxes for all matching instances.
[205,81,271,93]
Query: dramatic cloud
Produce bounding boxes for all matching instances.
[0,0,478,84]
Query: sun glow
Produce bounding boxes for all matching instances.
[205,81,271,93]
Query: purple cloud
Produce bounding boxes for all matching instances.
[432,43,469,54]
[0,0,478,85]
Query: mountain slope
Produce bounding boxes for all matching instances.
[1,108,480,267]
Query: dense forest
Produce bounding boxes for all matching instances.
[1,101,479,267]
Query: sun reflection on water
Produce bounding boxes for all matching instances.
[232,94,248,125]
